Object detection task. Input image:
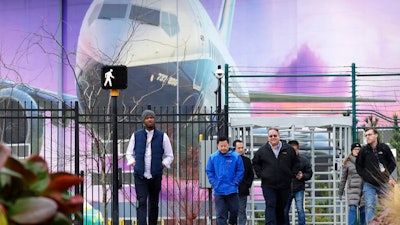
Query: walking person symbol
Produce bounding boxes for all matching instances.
[104,69,114,87]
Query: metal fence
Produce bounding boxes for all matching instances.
[0,100,227,225]
[226,63,400,132]
[0,97,397,225]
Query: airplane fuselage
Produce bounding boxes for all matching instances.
[75,0,236,120]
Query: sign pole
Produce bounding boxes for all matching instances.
[111,89,119,225]
[101,65,127,224]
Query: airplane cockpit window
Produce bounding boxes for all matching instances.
[88,3,102,25]
[98,4,128,19]
[129,5,160,26]
[161,12,179,36]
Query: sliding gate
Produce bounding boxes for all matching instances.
[230,116,352,225]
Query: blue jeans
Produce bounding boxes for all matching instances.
[348,205,365,225]
[237,195,248,225]
[363,182,388,224]
[262,185,290,225]
[134,175,162,225]
[215,193,239,225]
[284,190,306,225]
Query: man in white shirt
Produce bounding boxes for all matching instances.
[126,110,174,225]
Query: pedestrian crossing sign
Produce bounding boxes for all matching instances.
[101,65,127,89]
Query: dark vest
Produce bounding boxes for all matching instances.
[134,129,165,177]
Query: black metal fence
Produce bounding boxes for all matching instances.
[0,100,226,225]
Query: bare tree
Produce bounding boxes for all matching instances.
[0,2,204,224]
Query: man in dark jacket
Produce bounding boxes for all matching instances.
[126,110,174,225]
[284,140,313,225]
[252,128,299,225]
[230,139,254,225]
[355,128,397,224]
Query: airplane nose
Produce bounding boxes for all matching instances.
[81,19,135,65]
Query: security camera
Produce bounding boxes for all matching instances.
[214,65,224,79]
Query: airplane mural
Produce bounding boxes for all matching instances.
[1,0,399,115]
[2,0,400,219]
[2,0,399,148]
[75,0,247,116]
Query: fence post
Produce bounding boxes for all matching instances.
[74,101,83,225]
[351,63,357,142]
[74,101,80,191]
[224,64,229,113]
[224,64,229,138]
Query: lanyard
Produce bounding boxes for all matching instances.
[373,148,385,173]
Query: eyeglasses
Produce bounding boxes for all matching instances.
[269,135,278,138]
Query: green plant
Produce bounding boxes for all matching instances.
[0,143,84,225]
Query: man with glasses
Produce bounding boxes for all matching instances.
[355,128,397,224]
[252,128,299,225]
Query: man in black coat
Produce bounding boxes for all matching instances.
[284,140,313,225]
[252,128,299,225]
[230,139,254,225]
[355,128,397,223]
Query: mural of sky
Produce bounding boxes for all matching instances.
[0,0,400,122]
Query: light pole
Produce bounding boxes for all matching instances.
[206,65,225,224]
[214,65,224,137]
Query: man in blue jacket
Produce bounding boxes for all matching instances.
[206,136,245,225]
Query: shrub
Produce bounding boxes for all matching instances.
[0,143,84,225]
